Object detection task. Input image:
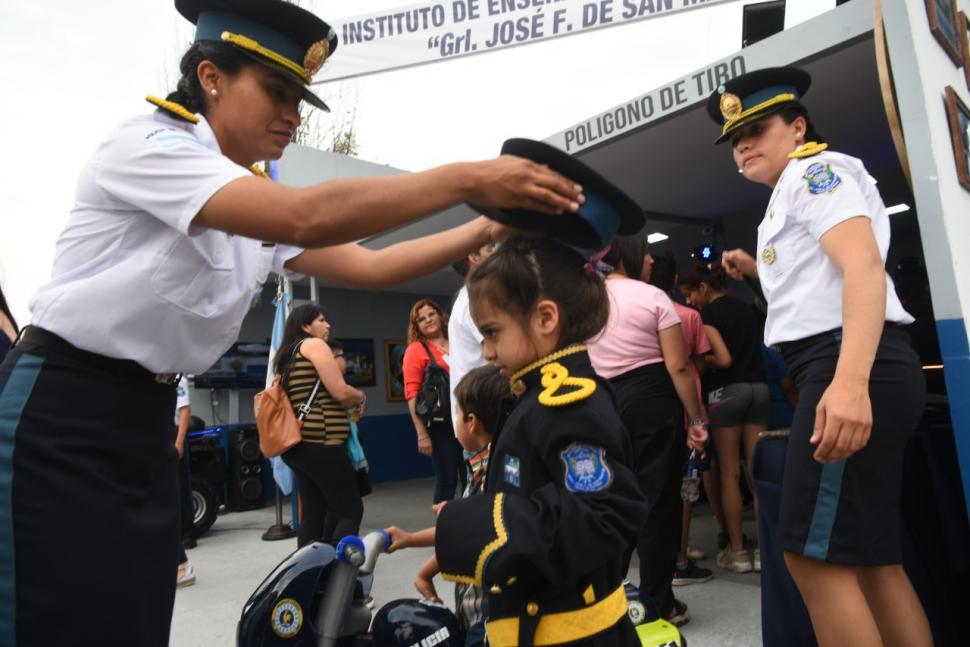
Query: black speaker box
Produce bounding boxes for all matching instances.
[226,426,264,512]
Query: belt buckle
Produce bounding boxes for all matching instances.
[155,373,180,385]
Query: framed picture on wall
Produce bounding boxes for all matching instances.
[944,86,970,192]
[336,338,376,387]
[926,0,963,66]
[961,12,970,90]
[384,339,408,402]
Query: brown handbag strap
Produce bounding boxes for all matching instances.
[281,341,322,422]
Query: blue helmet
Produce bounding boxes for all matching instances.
[370,599,464,646]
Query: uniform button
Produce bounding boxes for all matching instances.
[489,585,503,594]
[526,602,539,616]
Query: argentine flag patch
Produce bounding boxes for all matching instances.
[560,443,612,493]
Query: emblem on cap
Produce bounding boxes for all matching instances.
[303,39,330,77]
[761,244,776,266]
[720,93,742,121]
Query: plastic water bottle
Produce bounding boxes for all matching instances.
[681,450,702,502]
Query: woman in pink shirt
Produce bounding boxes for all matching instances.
[588,235,707,627]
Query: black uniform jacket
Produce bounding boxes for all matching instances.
[436,349,649,646]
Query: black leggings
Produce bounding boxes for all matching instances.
[283,441,363,547]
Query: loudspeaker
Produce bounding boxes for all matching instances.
[742,1,785,48]
[188,430,227,490]
[227,426,264,512]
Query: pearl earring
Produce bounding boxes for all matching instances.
[210,88,218,96]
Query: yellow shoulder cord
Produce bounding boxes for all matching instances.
[145,95,199,124]
[249,164,270,179]
[788,141,828,159]
[508,345,592,402]
[537,362,597,407]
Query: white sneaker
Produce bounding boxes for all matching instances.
[716,548,753,574]
[686,545,706,561]
[177,561,196,588]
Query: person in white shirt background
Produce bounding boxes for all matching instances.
[712,66,931,647]
[174,375,196,588]
[0,1,586,645]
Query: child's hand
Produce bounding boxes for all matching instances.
[687,421,709,455]
[384,526,410,553]
[431,501,447,516]
[414,572,440,603]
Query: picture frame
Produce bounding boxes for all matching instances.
[926,0,963,66]
[336,338,376,387]
[961,12,970,91]
[383,339,408,401]
[944,85,970,192]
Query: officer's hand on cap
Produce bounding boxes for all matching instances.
[469,156,584,215]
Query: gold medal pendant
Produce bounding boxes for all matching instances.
[761,244,776,266]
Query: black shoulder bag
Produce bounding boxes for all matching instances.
[414,342,450,426]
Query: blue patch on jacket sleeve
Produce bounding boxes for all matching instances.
[503,455,520,487]
[560,443,613,493]
[803,162,842,195]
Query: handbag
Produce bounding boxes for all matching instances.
[253,345,321,458]
[413,341,450,426]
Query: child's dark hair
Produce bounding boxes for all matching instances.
[677,263,729,291]
[166,42,252,115]
[454,365,508,437]
[602,234,647,280]
[650,253,677,293]
[467,236,609,347]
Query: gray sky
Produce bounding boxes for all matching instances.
[0,0,754,324]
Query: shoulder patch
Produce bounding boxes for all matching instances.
[802,162,841,195]
[560,443,613,493]
[502,455,520,487]
[537,362,596,407]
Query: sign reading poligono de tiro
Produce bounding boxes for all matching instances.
[316,0,735,82]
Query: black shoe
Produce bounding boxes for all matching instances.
[673,561,714,586]
[665,598,690,627]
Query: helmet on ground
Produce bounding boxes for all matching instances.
[370,599,464,646]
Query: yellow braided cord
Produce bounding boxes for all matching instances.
[508,345,588,396]
[537,363,596,407]
[788,141,829,159]
[145,95,199,124]
[722,93,797,135]
[249,164,270,178]
[221,31,309,83]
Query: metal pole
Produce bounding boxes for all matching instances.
[261,485,296,541]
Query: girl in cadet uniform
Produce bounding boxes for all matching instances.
[710,67,931,646]
[435,236,650,647]
[0,0,585,645]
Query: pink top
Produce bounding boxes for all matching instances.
[589,278,681,379]
[674,301,710,419]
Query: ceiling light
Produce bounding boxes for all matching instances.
[647,232,669,243]
[886,203,910,215]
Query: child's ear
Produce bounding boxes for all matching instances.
[466,412,481,435]
[534,299,560,336]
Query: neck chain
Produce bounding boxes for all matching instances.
[509,344,587,395]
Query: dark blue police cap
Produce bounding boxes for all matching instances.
[176,0,337,111]
[706,66,811,144]
[474,138,644,249]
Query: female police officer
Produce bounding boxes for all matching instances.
[0,1,585,645]
[711,67,931,646]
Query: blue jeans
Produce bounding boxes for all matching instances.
[429,420,464,503]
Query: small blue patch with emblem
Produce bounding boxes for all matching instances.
[803,162,841,195]
[560,443,612,493]
[503,455,520,487]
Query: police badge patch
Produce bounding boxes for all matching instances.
[803,162,842,195]
[271,598,303,638]
[560,443,612,493]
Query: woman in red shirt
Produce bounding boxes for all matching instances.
[403,299,465,503]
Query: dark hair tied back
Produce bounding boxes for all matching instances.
[467,236,609,347]
[165,42,250,115]
[602,234,647,281]
[678,263,729,291]
[779,104,826,145]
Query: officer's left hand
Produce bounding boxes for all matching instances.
[811,378,872,463]
[174,440,184,459]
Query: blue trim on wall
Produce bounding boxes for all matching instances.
[358,414,435,484]
[937,318,970,520]
[0,354,45,644]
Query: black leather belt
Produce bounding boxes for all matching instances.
[772,322,906,357]
[19,326,180,385]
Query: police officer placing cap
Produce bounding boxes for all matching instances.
[0,0,587,644]
[710,67,932,646]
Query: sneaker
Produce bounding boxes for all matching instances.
[673,561,714,586]
[716,548,753,574]
[665,598,690,627]
[176,561,196,588]
[686,545,706,561]
[753,548,761,572]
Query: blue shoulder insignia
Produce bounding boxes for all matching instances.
[802,162,841,195]
[560,443,612,493]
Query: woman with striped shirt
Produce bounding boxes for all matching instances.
[275,303,364,547]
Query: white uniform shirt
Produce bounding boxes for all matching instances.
[30,109,304,373]
[174,375,191,425]
[756,150,912,346]
[447,286,486,430]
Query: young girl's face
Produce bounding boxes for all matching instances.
[471,297,543,377]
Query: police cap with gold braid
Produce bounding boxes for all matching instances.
[706,66,811,144]
[176,0,337,112]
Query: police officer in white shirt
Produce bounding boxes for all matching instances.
[710,67,931,647]
[0,1,586,644]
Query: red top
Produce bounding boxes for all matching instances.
[402,340,450,400]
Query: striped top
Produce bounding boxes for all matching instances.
[285,350,350,445]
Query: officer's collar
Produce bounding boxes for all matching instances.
[508,345,590,398]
